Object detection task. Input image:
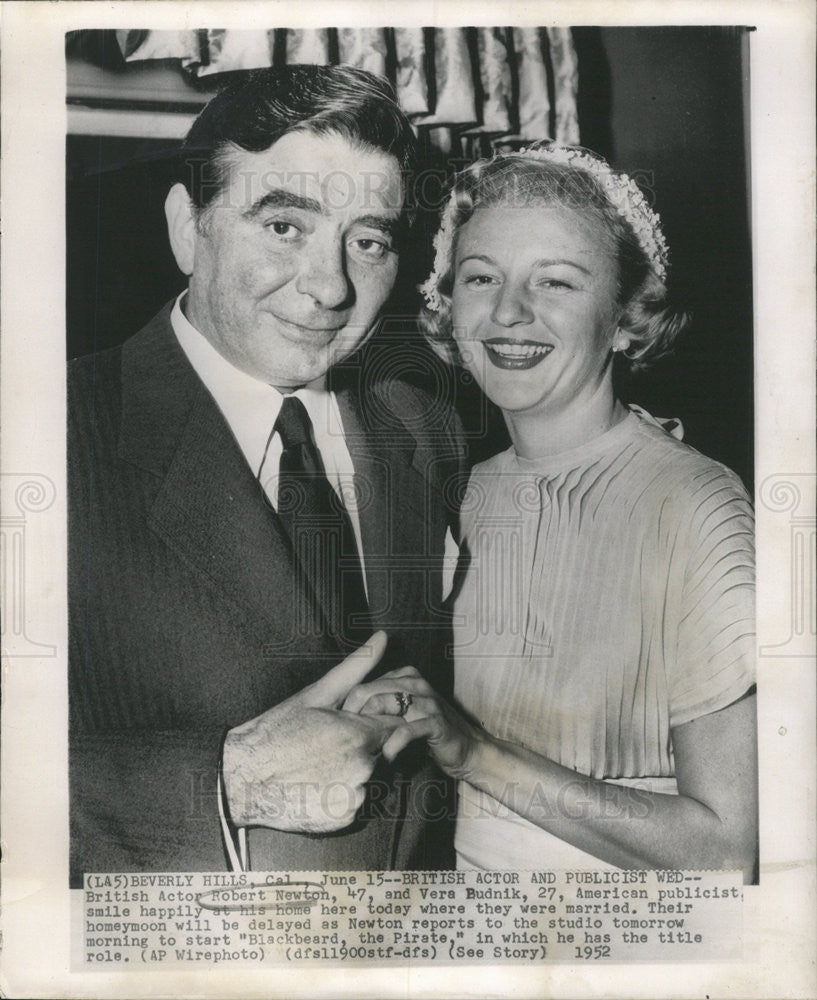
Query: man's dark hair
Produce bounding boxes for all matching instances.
[178,64,417,217]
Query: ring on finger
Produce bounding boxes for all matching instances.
[394,691,413,716]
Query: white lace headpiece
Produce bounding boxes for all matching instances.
[420,143,670,312]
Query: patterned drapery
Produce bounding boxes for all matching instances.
[112,27,579,149]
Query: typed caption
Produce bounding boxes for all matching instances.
[78,868,743,967]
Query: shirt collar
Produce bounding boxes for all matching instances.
[170,292,332,476]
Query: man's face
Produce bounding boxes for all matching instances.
[182,131,404,388]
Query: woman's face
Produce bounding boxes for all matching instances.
[450,202,621,421]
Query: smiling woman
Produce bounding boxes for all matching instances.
[346,142,758,880]
[450,203,622,448]
[421,146,686,456]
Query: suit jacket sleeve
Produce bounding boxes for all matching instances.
[68,334,232,883]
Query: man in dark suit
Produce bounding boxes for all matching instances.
[69,66,462,887]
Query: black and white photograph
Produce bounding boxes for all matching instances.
[1,2,814,998]
[64,22,759,879]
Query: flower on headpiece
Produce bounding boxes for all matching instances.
[419,197,458,312]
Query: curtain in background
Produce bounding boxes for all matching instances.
[110,27,579,150]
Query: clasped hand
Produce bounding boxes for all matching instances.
[342,665,482,781]
[223,632,479,834]
[222,631,405,832]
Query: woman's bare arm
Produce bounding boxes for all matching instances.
[348,673,758,880]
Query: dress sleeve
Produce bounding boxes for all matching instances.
[669,467,756,727]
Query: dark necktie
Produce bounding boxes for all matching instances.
[274,394,370,651]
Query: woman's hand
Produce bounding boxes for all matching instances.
[342,666,485,780]
[346,669,757,879]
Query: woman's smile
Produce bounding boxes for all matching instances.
[480,338,554,369]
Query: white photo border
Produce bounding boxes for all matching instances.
[1,1,815,997]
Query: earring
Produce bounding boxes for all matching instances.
[612,330,630,353]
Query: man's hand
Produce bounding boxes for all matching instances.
[222,632,401,832]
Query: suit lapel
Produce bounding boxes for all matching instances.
[118,307,318,649]
[117,312,437,651]
[334,378,430,629]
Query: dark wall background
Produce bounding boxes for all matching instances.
[67,26,753,487]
